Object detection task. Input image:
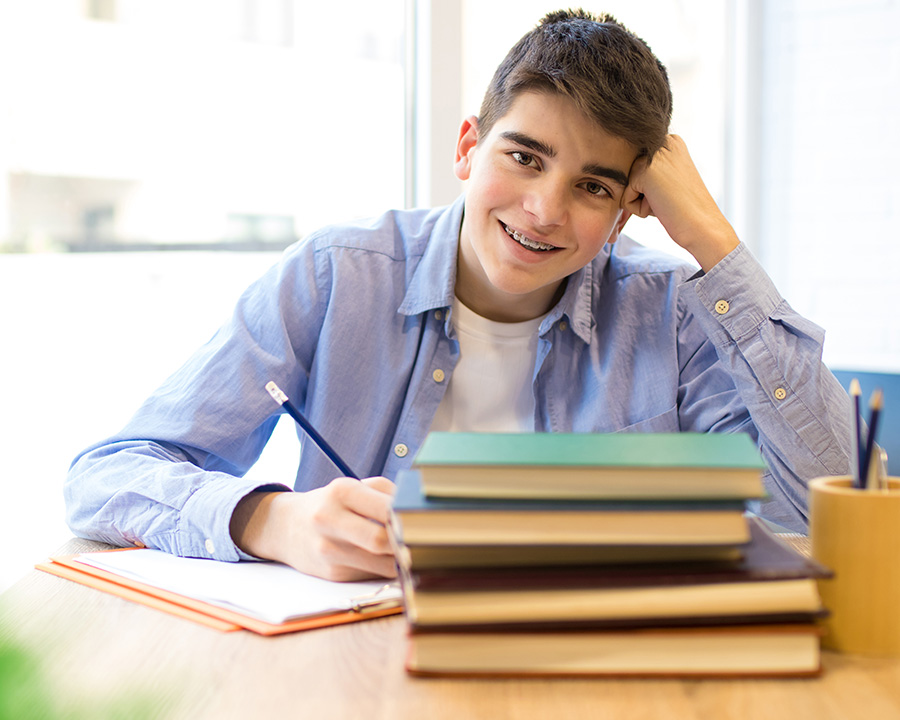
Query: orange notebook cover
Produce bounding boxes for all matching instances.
[37,550,402,636]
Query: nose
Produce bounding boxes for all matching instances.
[523,177,568,228]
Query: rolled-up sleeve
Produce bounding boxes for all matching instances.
[64,242,322,560]
[683,243,852,529]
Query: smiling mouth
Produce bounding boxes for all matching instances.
[503,223,559,252]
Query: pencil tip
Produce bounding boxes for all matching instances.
[850,378,861,395]
[871,389,884,409]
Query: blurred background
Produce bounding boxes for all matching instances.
[2,0,898,590]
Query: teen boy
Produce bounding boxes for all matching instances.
[65,10,851,581]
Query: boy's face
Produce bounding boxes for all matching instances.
[454,90,638,322]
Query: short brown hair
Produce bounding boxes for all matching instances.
[477,9,672,158]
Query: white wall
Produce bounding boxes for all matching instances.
[0,0,406,248]
[757,0,900,372]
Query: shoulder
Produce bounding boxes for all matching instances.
[288,205,453,263]
[603,234,699,283]
[267,202,460,311]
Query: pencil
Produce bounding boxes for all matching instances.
[850,379,863,488]
[265,381,360,480]
[860,389,883,490]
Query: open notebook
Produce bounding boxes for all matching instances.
[37,548,402,635]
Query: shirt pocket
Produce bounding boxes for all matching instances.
[617,405,680,433]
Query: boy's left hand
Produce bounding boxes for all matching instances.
[623,134,739,272]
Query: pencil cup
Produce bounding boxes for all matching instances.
[809,476,900,656]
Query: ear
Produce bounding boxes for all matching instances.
[454,115,480,181]
[607,209,632,245]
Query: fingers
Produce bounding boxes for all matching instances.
[623,192,654,219]
[329,476,396,527]
[623,134,716,231]
[361,475,397,498]
[622,156,654,218]
[238,477,400,582]
[310,478,394,555]
[312,535,398,581]
[289,477,398,581]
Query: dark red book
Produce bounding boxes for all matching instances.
[399,517,829,628]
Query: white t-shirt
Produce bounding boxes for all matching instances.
[429,297,547,433]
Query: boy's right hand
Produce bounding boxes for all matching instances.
[230,477,397,582]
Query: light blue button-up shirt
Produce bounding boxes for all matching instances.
[65,196,852,560]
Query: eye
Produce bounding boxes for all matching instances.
[510,151,537,168]
[583,180,611,198]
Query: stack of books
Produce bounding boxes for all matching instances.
[389,432,830,678]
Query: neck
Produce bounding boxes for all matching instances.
[454,256,566,322]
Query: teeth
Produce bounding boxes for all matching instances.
[504,224,556,251]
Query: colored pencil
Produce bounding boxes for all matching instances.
[860,389,883,490]
[850,379,863,488]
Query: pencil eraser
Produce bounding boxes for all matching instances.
[265,381,288,405]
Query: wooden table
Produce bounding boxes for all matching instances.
[3,537,900,720]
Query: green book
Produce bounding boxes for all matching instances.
[413,432,766,500]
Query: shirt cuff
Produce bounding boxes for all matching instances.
[688,242,785,342]
[176,476,292,562]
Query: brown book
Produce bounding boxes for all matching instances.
[401,541,744,570]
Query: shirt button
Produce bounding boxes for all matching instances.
[715,300,730,315]
[434,310,443,321]
[204,538,216,555]
[774,387,788,401]
[133,540,145,548]
[559,320,568,332]
[394,443,409,458]
[433,369,445,383]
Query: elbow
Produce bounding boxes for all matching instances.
[63,447,126,546]
[63,451,100,540]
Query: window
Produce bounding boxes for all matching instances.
[240,0,294,47]
[227,212,296,248]
[0,1,406,252]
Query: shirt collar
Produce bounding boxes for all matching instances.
[398,196,464,317]
[398,193,613,345]
[538,242,613,344]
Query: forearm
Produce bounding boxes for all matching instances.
[677,219,740,275]
[65,439,290,560]
[229,490,288,561]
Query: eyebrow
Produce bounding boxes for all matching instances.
[499,130,630,188]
